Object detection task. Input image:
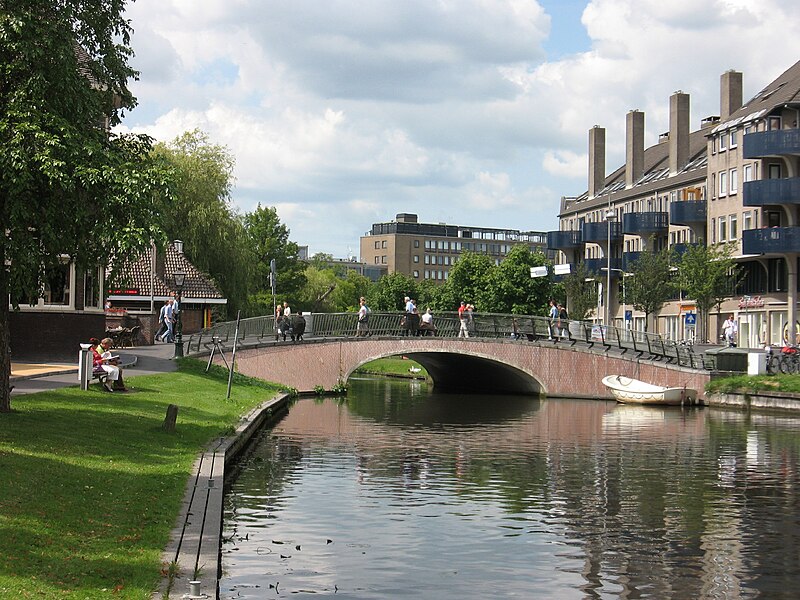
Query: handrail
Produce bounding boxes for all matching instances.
[186,311,707,367]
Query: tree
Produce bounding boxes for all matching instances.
[562,262,598,321]
[0,2,172,412]
[480,246,554,314]
[152,130,252,317]
[243,205,306,312]
[676,243,740,343]
[437,251,493,312]
[626,245,674,332]
[368,272,418,311]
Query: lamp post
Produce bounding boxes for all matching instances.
[173,269,186,358]
[605,209,615,327]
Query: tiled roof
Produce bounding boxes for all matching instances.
[108,242,225,301]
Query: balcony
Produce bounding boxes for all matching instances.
[622,251,642,271]
[669,200,706,226]
[584,257,623,277]
[622,212,669,235]
[743,177,800,206]
[580,221,623,244]
[743,129,800,158]
[742,227,800,255]
[547,230,582,251]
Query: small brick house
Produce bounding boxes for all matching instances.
[106,241,227,345]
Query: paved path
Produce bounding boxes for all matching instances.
[10,342,178,395]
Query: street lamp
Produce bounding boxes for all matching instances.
[173,269,186,358]
[605,209,616,327]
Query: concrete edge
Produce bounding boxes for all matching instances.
[151,392,292,600]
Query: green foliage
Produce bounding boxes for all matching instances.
[151,130,252,318]
[332,380,348,394]
[626,244,674,332]
[562,262,598,321]
[367,272,419,311]
[705,374,800,395]
[313,384,325,395]
[677,243,741,342]
[244,204,306,303]
[0,2,173,411]
[436,251,493,311]
[479,246,552,314]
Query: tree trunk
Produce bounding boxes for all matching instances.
[162,404,179,432]
[0,263,12,413]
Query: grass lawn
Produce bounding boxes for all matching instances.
[706,373,800,395]
[0,359,284,599]
[354,356,427,378]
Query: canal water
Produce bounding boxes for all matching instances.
[220,376,800,599]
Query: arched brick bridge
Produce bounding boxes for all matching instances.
[217,337,710,399]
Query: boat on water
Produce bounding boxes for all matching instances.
[601,375,699,405]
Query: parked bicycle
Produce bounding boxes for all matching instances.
[778,344,800,374]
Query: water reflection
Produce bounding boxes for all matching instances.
[221,377,800,599]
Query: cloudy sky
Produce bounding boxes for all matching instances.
[119,0,800,258]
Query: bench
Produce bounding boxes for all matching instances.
[92,367,109,385]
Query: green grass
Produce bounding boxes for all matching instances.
[706,373,800,395]
[0,359,284,599]
[354,357,427,378]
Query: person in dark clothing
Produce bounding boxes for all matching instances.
[290,313,306,341]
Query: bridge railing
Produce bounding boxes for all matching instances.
[185,311,711,368]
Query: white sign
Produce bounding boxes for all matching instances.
[553,263,572,275]
[530,266,548,278]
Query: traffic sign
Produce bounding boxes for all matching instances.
[685,313,696,326]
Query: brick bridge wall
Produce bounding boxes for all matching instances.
[225,338,711,399]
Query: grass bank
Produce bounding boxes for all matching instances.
[354,357,428,378]
[706,373,800,395]
[0,359,284,599]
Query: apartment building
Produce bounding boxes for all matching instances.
[360,213,549,283]
[548,59,800,347]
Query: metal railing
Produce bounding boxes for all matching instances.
[185,311,713,369]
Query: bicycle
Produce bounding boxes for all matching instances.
[778,344,800,374]
[765,346,781,374]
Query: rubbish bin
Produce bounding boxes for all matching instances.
[748,352,768,375]
[78,343,94,390]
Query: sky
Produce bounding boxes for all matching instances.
[118,0,800,259]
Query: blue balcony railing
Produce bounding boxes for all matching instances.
[743,177,800,206]
[743,129,800,158]
[669,200,706,225]
[622,251,642,271]
[742,227,800,255]
[622,212,669,235]
[580,221,622,243]
[547,230,582,251]
[584,257,623,277]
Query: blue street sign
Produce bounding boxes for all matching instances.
[685,313,696,326]
[624,310,632,321]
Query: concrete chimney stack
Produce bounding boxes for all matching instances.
[669,91,690,175]
[626,110,645,189]
[720,69,743,120]
[588,126,606,199]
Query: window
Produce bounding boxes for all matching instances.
[374,241,380,250]
[730,129,738,148]
[719,133,727,151]
[381,255,387,264]
[44,262,71,306]
[769,164,781,179]
[381,240,387,249]
[374,257,379,264]
[729,168,738,194]
[414,240,420,248]
[719,216,727,242]
[769,116,782,131]
[424,255,430,265]
[743,211,752,231]
[730,214,738,240]
[719,171,727,197]
[413,270,419,278]
[424,270,430,279]
[743,164,753,182]
[711,218,716,243]
[711,173,716,199]
[413,255,419,263]
[84,266,103,309]
[425,240,432,249]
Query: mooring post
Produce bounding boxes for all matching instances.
[163,404,179,432]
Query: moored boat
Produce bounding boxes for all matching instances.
[601,374,698,405]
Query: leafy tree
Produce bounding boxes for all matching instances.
[152,130,252,317]
[676,243,740,343]
[297,266,340,313]
[368,272,418,311]
[480,246,553,314]
[626,245,674,332]
[243,204,306,311]
[0,1,172,412]
[437,251,493,312]
[562,262,598,321]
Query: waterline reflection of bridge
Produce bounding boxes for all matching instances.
[187,313,712,398]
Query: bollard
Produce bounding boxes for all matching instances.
[78,344,93,390]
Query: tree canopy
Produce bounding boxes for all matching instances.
[626,245,675,332]
[0,1,171,412]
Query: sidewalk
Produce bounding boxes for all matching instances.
[10,343,180,395]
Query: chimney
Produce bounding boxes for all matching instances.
[154,245,166,280]
[626,110,645,188]
[588,126,605,198]
[720,69,743,120]
[669,91,690,175]
[173,239,184,254]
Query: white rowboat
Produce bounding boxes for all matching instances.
[601,375,698,405]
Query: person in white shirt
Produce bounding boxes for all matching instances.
[722,314,738,347]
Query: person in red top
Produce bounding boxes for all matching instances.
[458,301,470,338]
[91,337,127,392]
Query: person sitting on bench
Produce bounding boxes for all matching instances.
[91,337,127,392]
